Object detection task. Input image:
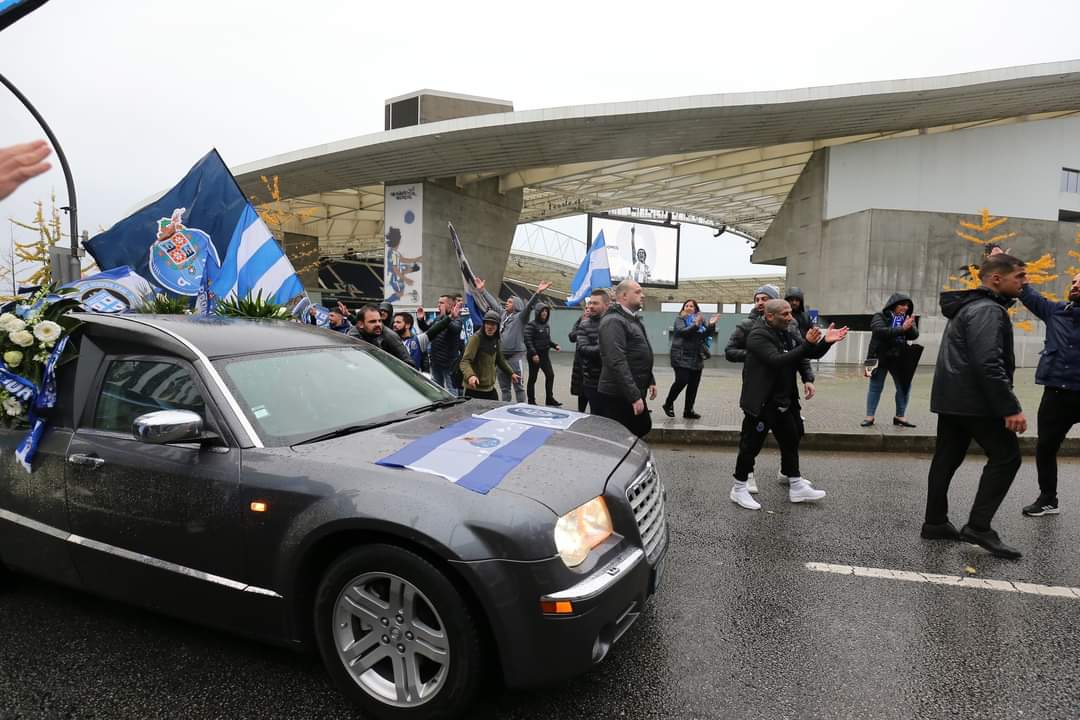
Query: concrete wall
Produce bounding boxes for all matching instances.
[419,177,523,306]
[826,116,1080,221]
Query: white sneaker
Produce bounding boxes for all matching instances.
[730,482,761,510]
[747,472,759,494]
[789,478,826,503]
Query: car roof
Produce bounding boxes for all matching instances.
[71,312,360,359]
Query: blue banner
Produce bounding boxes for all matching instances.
[13,334,68,472]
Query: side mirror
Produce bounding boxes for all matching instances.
[132,409,204,444]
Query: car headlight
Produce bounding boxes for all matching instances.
[554,496,612,568]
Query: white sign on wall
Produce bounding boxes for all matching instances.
[383,184,424,304]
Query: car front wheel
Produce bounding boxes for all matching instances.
[314,544,483,720]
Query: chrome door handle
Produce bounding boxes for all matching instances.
[68,453,105,468]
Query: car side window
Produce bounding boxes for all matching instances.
[93,359,206,434]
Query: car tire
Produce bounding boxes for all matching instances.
[313,544,483,720]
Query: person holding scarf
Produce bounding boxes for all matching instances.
[662,299,718,419]
[862,293,920,428]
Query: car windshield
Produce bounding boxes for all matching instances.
[215,345,451,446]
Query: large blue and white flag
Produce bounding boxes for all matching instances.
[567,229,612,306]
[84,150,305,308]
[376,417,553,494]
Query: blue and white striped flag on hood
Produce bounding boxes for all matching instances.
[376,417,553,494]
[84,150,305,310]
[567,229,612,306]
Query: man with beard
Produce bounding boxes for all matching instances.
[598,280,656,438]
[726,284,816,494]
[730,299,848,511]
[572,289,610,414]
[347,305,411,364]
[391,306,456,372]
[923,252,1028,558]
[1007,253,1080,518]
[784,287,814,336]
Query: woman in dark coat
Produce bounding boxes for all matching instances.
[524,304,562,406]
[662,299,718,419]
[862,292,920,427]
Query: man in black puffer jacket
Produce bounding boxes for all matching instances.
[524,304,562,406]
[573,289,609,414]
[423,295,464,395]
[923,252,1028,559]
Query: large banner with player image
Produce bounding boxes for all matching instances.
[587,214,679,288]
[383,184,424,304]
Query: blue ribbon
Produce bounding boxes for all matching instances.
[13,335,69,473]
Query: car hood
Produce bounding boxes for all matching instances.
[292,400,639,515]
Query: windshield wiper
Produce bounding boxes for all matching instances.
[294,416,410,446]
[407,397,469,415]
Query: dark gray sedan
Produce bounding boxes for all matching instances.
[0,313,668,720]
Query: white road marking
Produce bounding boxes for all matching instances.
[806,562,1080,600]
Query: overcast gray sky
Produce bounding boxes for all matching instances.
[2,0,1079,279]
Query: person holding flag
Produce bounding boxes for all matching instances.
[567,229,613,307]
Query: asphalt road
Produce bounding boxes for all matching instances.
[3,448,1080,719]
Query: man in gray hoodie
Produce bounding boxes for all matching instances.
[474,277,552,403]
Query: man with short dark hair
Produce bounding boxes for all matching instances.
[597,280,656,437]
[347,305,411,364]
[1015,265,1080,517]
[420,295,465,394]
[923,252,1028,558]
[730,299,847,510]
[572,289,610,414]
[392,304,456,372]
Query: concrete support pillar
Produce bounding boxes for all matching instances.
[418,177,523,305]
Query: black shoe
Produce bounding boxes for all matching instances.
[959,525,1023,559]
[661,404,675,418]
[860,418,875,427]
[893,417,917,428]
[545,399,563,407]
[1022,497,1060,517]
[920,520,961,540]
[683,410,701,420]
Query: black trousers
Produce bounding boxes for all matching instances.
[1036,387,1080,499]
[664,367,702,413]
[465,387,499,400]
[527,351,555,404]
[598,392,651,438]
[733,404,802,481]
[925,413,1021,530]
[577,394,589,412]
[584,387,604,416]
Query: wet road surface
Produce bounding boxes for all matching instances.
[3,447,1079,719]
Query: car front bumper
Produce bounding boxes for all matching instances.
[455,531,668,689]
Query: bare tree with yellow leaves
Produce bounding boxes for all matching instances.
[6,192,97,294]
[945,208,1058,332]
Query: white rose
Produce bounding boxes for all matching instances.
[32,320,62,345]
[3,350,22,368]
[3,396,23,417]
[0,314,26,333]
[9,329,34,347]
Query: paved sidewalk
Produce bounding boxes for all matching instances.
[542,354,1080,453]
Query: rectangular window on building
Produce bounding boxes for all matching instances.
[722,303,737,314]
[1062,167,1080,194]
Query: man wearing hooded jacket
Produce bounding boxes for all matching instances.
[784,287,813,336]
[475,277,552,403]
[923,252,1028,559]
[862,293,920,427]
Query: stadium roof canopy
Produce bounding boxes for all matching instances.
[234,60,1080,250]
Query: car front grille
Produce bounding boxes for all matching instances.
[625,459,667,563]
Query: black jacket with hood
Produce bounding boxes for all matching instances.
[930,287,1021,418]
[867,292,920,364]
[524,305,557,355]
[725,309,814,383]
[784,287,813,335]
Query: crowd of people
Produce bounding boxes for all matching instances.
[8,138,1071,563]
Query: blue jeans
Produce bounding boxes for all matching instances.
[866,365,911,417]
[431,364,460,396]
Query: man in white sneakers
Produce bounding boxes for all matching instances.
[731,299,848,510]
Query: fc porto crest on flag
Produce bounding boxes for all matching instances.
[149,208,220,296]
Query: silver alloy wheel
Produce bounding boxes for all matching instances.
[333,571,451,708]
